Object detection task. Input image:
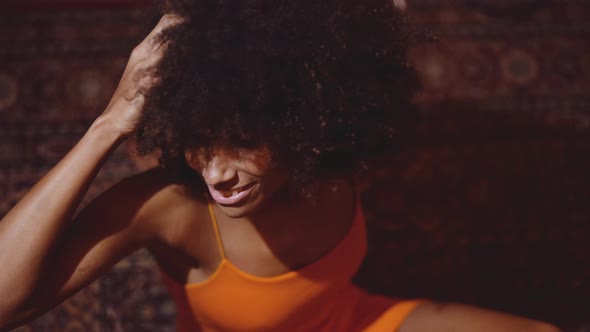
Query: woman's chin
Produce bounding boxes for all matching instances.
[213,195,265,219]
[211,181,291,219]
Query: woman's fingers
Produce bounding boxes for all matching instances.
[99,15,183,137]
[133,14,184,60]
[126,14,182,86]
[141,39,171,70]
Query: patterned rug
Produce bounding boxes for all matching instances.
[0,1,589,330]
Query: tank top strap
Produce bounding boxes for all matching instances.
[207,202,227,259]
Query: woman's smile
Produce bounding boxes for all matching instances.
[185,146,288,217]
[207,181,258,205]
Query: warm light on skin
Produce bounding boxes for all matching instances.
[185,146,290,218]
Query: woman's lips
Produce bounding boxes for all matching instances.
[207,182,256,205]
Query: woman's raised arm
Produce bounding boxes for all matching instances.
[0,14,182,329]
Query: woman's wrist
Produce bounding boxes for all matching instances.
[88,114,130,146]
[85,116,129,147]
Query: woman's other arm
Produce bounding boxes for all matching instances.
[399,301,562,332]
[0,14,182,329]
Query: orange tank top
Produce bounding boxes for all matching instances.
[161,197,422,332]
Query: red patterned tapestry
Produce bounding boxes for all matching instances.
[0,1,589,330]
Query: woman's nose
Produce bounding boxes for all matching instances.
[202,156,239,187]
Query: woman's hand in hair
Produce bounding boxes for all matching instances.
[98,14,183,139]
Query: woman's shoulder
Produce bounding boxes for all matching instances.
[101,166,208,227]
[121,167,212,247]
[117,166,205,197]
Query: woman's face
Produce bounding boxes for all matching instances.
[185,146,289,218]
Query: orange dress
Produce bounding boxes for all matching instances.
[161,197,423,332]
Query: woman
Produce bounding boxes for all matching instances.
[0,0,561,331]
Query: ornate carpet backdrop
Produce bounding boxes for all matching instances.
[1,0,589,330]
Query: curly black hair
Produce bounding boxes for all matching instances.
[136,0,418,189]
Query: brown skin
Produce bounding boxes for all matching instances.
[184,145,290,219]
[0,15,561,332]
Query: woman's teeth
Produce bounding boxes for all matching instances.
[218,183,254,197]
[220,189,241,197]
[208,182,256,205]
